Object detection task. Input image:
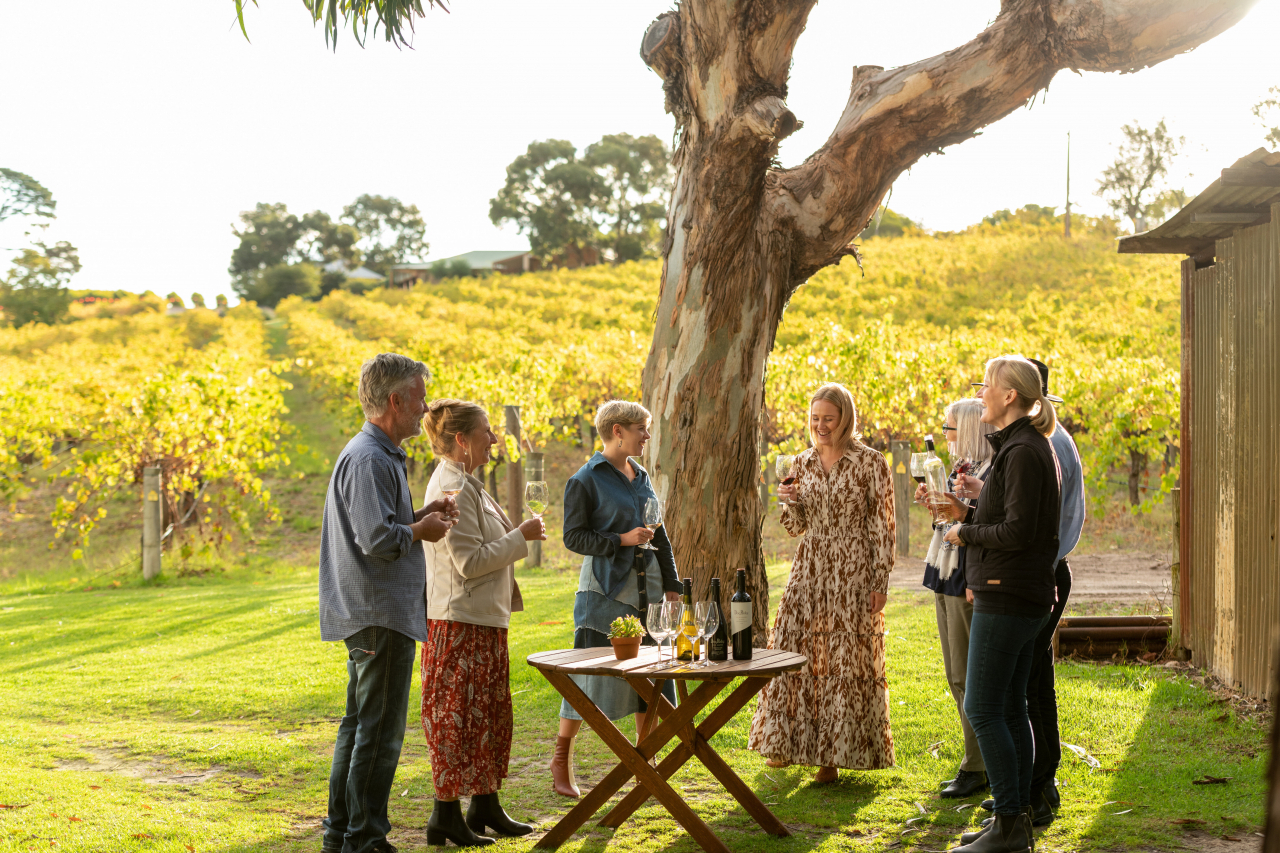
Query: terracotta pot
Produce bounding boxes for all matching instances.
[610,636,642,660]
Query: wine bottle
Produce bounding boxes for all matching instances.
[707,577,728,661]
[730,568,752,660]
[675,577,698,661]
[923,435,948,496]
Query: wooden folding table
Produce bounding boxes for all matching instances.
[527,646,807,853]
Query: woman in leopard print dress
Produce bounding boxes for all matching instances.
[748,382,897,783]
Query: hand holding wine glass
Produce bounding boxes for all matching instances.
[639,497,663,550]
[775,455,797,505]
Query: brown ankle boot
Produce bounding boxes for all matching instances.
[550,735,580,798]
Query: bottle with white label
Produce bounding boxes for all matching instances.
[923,435,949,525]
[730,568,752,660]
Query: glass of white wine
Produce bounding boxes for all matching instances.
[775,455,796,505]
[524,480,548,519]
[639,496,662,551]
[439,461,466,505]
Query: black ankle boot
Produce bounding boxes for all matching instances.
[952,811,1033,852]
[1029,788,1055,827]
[465,792,533,837]
[426,799,494,848]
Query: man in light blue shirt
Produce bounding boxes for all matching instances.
[1025,359,1084,826]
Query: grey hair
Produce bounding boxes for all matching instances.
[358,353,431,419]
[947,397,995,462]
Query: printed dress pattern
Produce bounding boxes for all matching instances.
[748,442,897,769]
[420,619,513,799]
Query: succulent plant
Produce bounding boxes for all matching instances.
[608,614,646,639]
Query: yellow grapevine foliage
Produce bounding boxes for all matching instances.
[0,305,291,551]
[281,216,1179,513]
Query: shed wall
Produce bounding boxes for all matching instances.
[1184,203,1280,698]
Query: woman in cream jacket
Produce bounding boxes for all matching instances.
[419,399,544,848]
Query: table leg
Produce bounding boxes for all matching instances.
[536,672,730,853]
[602,676,789,837]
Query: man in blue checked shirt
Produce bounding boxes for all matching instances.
[319,353,456,853]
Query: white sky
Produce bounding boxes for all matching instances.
[2,1,1278,305]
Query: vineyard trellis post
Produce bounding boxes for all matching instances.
[890,440,911,558]
[504,405,524,544]
[525,451,544,567]
[142,467,162,580]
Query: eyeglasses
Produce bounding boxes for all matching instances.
[940,425,957,432]
[970,383,987,390]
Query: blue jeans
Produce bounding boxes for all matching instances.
[323,626,417,853]
[964,610,1050,816]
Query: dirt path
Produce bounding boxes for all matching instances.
[890,551,1174,605]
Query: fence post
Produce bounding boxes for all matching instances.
[890,440,911,558]
[504,406,524,538]
[525,451,544,567]
[142,467,162,580]
[1169,486,1188,658]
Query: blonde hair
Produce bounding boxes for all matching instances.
[985,355,1057,436]
[947,397,995,462]
[809,383,859,451]
[358,353,431,419]
[595,400,651,444]
[423,399,488,456]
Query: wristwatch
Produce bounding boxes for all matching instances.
[954,527,966,547]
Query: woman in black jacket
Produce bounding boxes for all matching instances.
[942,355,1060,853]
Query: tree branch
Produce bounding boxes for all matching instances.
[768,0,1257,277]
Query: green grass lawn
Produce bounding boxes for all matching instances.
[0,557,1267,853]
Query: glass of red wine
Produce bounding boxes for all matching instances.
[776,455,797,505]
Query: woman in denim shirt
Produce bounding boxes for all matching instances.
[547,400,682,799]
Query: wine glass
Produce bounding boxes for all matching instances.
[639,496,662,550]
[438,461,466,516]
[775,455,796,505]
[661,599,682,663]
[910,453,928,500]
[647,602,669,664]
[524,480,548,519]
[694,601,719,668]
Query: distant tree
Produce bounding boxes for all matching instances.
[582,134,672,263]
[982,204,1060,227]
[215,293,229,310]
[229,203,361,298]
[0,241,80,326]
[0,169,56,226]
[190,292,207,308]
[243,263,321,308]
[166,292,185,309]
[430,258,472,279]
[489,139,602,264]
[341,194,428,275]
[1254,86,1280,149]
[859,207,919,239]
[1096,120,1185,233]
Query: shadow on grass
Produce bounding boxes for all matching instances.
[1074,669,1267,850]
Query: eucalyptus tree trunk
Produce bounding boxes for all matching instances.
[637,0,1253,641]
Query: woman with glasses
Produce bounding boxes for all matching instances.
[917,398,996,800]
[548,400,681,799]
[748,383,897,784]
[942,357,1061,853]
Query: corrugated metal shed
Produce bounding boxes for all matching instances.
[1119,148,1280,260]
[1125,149,1280,698]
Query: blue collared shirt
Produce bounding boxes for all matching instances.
[562,452,680,601]
[318,421,427,643]
[1050,424,1085,563]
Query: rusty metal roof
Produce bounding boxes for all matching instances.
[1117,148,1280,257]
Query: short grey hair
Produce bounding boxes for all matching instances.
[358,353,431,419]
[946,397,995,462]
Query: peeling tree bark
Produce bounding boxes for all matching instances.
[639,0,1256,640]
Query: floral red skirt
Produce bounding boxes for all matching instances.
[420,619,513,800]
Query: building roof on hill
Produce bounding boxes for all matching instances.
[391,250,529,271]
[322,260,386,281]
[1119,148,1280,258]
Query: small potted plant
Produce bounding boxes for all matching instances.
[607,615,646,660]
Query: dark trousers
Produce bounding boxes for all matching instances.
[964,609,1050,816]
[323,626,417,853]
[1028,559,1072,801]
